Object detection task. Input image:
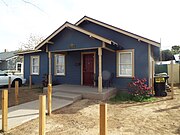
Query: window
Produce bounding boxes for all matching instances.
[31,56,40,75]
[117,50,134,77]
[16,62,22,72]
[54,54,65,75]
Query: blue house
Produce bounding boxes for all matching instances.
[18,16,160,92]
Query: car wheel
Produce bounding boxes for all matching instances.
[12,79,22,87]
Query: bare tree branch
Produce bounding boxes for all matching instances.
[19,34,44,51]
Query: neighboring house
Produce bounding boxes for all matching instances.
[0,51,23,74]
[18,16,160,91]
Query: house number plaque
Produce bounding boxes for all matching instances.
[69,44,76,49]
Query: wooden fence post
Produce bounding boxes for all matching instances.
[2,90,8,132]
[171,60,174,99]
[100,103,107,135]
[8,77,11,91]
[39,95,46,135]
[48,84,52,115]
[29,75,32,90]
[15,81,19,105]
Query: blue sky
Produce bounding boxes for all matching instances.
[0,0,180,52]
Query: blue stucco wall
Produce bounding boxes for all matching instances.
[79,21,149,89]
[24,52,48,85]
[52,51,81,85]
[48,28,102,51]
[102,49,116,77]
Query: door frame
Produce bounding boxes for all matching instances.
[81,52,96,86]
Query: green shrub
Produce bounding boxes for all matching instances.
[110,77,156,102]
[110,93,156,102]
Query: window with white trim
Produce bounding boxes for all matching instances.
[54,54,65,75]
[31,56,40,75]
[16,62,22,72]
[117,50,134,77]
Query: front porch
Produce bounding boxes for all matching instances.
[44,84,117,100]
[48,44,117,93]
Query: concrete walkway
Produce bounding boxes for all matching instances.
[0,97,73,130]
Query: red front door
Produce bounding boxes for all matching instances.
[83,53,94,86]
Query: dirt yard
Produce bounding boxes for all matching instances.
[5,86,180,135]
[0,86,42,109]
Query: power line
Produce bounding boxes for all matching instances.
[21,0,46,13]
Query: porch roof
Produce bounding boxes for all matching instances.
[35,22,116,50]
[16,50,42,55]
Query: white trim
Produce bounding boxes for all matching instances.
[50,47,99,53]
[16,62,22,71]
[54,54,65,76]
[116,49,134,77]
[102,43,115,52]
[35,22,112,50]
[76,16,160,47]
[148,44,154,87]
[30,56,40,75]
[68,24,112,44]
[47,41,54,44]
[98,47,102,92]
[17,50,42,55]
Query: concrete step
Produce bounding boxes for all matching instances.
[52,91,82,102]
[53,88,83,95]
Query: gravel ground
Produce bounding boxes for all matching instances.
[4,86,180,135]
[0,86,42,109]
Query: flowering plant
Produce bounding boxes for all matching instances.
[128,77,152,99]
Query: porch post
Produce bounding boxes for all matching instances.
[98,47,102,93]
[48,52,52,84]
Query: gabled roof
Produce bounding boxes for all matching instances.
[76,16,160,47]
[0,51,17,61]
[35,22,112,50]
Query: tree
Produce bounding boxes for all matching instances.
[19,34,44,51]
[161,49,174,61]
[171,45,180,55]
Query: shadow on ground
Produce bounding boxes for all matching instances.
[53,99,99,114]
[154,105,180,112]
